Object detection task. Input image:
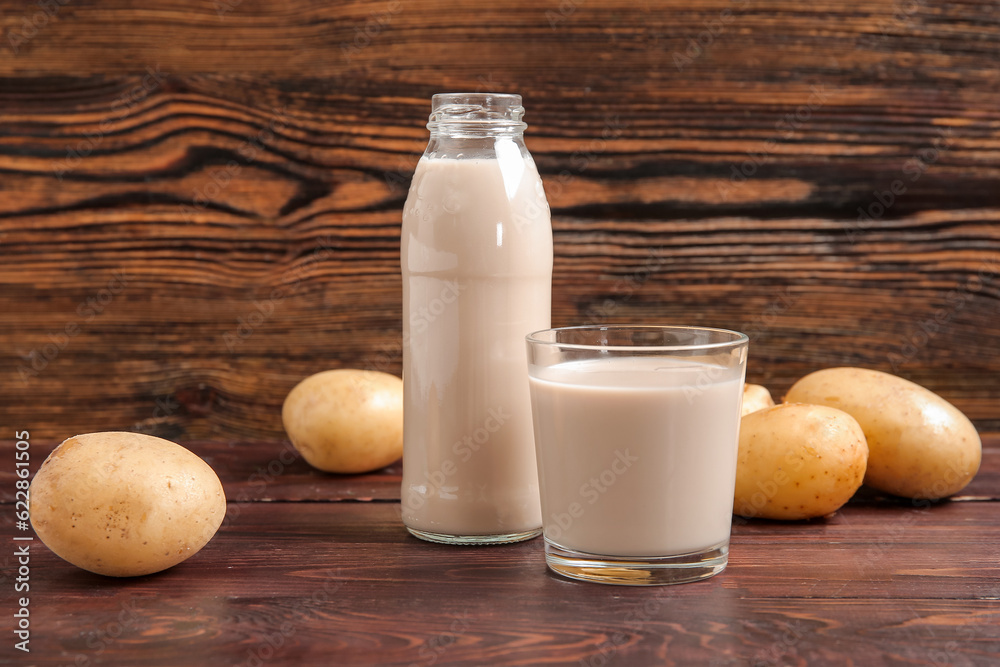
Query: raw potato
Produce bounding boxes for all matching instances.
[785,367,982,499]
[735,403,868,520]
[30,432,226,577]
[283,369,403,474]
[742,383,775,416]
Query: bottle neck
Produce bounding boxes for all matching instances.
[422,134,529,161]
[429,126,525,140]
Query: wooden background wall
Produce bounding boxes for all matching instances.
[1,0,998,442]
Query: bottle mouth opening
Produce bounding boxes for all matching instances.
[427,92,527,131]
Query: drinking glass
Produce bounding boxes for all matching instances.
[526,325,748,585]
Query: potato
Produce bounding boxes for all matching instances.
[742,383,775,416]
[785,367,982,499]
[282,369,403,474]
[735,403,868,520]
[30,432,226,577]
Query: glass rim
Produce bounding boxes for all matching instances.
[431,92,523,104]
[525,324,749,353]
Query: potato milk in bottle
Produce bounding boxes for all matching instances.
[400,93,552,544]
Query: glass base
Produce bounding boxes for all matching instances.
[544,539,728,586]
[407,526,542,546]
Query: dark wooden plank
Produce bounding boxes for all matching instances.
[0,0,998,439]
[198,440,403,503]
[0,437,995,504]
[0,0,998,90]
[2,501,998,666]
[0,439,403,503]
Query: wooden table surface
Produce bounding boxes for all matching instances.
[2,435,998,666]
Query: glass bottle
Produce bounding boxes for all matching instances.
[400,93,552,544]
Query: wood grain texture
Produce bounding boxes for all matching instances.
[2,439,998,504]
[1,440,998,665]
[1,0,999,441]
[0,439,405,504]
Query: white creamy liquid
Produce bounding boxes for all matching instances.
[528,356,744,557]
[401,151,552,536]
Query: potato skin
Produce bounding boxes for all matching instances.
[785,367,982,499]
[742,383,776,416]
[29,432,226,577]
[282,369,403,474]
[735,403,868,520]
